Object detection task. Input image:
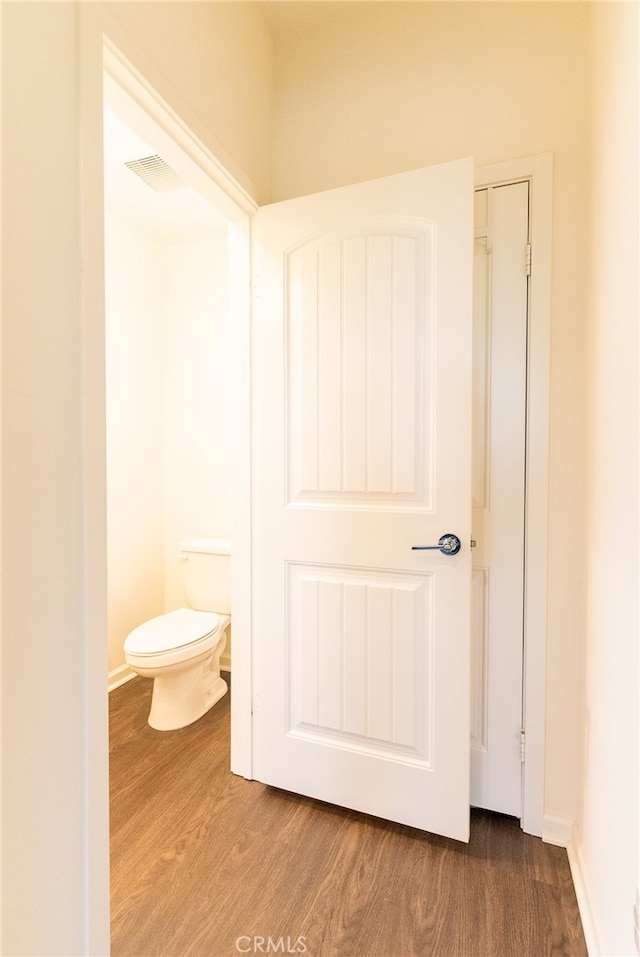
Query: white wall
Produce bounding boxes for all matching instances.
[579,4,639,954]
[105,211,165,674]
[105,213,232,675]
[271,0,590,837]
[161,234,233,612]
[1,2,272,953]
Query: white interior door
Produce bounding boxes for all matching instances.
[252,159,474,841]
[471,182,529,815]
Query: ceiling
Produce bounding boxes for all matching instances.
[103,106,227,245]
[257,1,367,36]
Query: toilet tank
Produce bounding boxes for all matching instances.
[179,537,231,613]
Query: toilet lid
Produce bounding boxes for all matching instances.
[124,608,219,656]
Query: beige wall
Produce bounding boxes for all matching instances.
[272,2,589,202]
[271,0,590,833]
[581,3,639,954]
[2,6,91,953]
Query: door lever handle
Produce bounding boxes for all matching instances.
[412,533,461,556]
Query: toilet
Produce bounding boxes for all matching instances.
[124,537,231,731]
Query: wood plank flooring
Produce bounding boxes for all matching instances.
[110,677,587,957]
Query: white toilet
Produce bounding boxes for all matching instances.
[124,537,231,731]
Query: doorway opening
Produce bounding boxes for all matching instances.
[102,43,255,778]
[103,99,235,689]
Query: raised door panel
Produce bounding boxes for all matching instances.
[287,223,433,508]
[287,563,433,766]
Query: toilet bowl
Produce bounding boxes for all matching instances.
[123,537,231,731]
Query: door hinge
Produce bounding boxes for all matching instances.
[525,242,532,277]
[520,728,526,763]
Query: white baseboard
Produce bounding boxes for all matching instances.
[542,811,575,847]
[108,663,136,692]
[567,841,611,957]
[542,813,609,957]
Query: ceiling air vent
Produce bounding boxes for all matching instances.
[124,154,185,193]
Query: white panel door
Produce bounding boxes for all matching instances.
[252,159,474,842]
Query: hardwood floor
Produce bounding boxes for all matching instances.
[110,677,586,957]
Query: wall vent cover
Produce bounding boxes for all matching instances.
[124,154,185,193]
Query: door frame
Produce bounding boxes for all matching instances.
[476,156,553,836]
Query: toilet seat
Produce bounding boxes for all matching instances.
[124,608,220,666]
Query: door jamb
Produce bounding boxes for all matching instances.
[476,155,553,837]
